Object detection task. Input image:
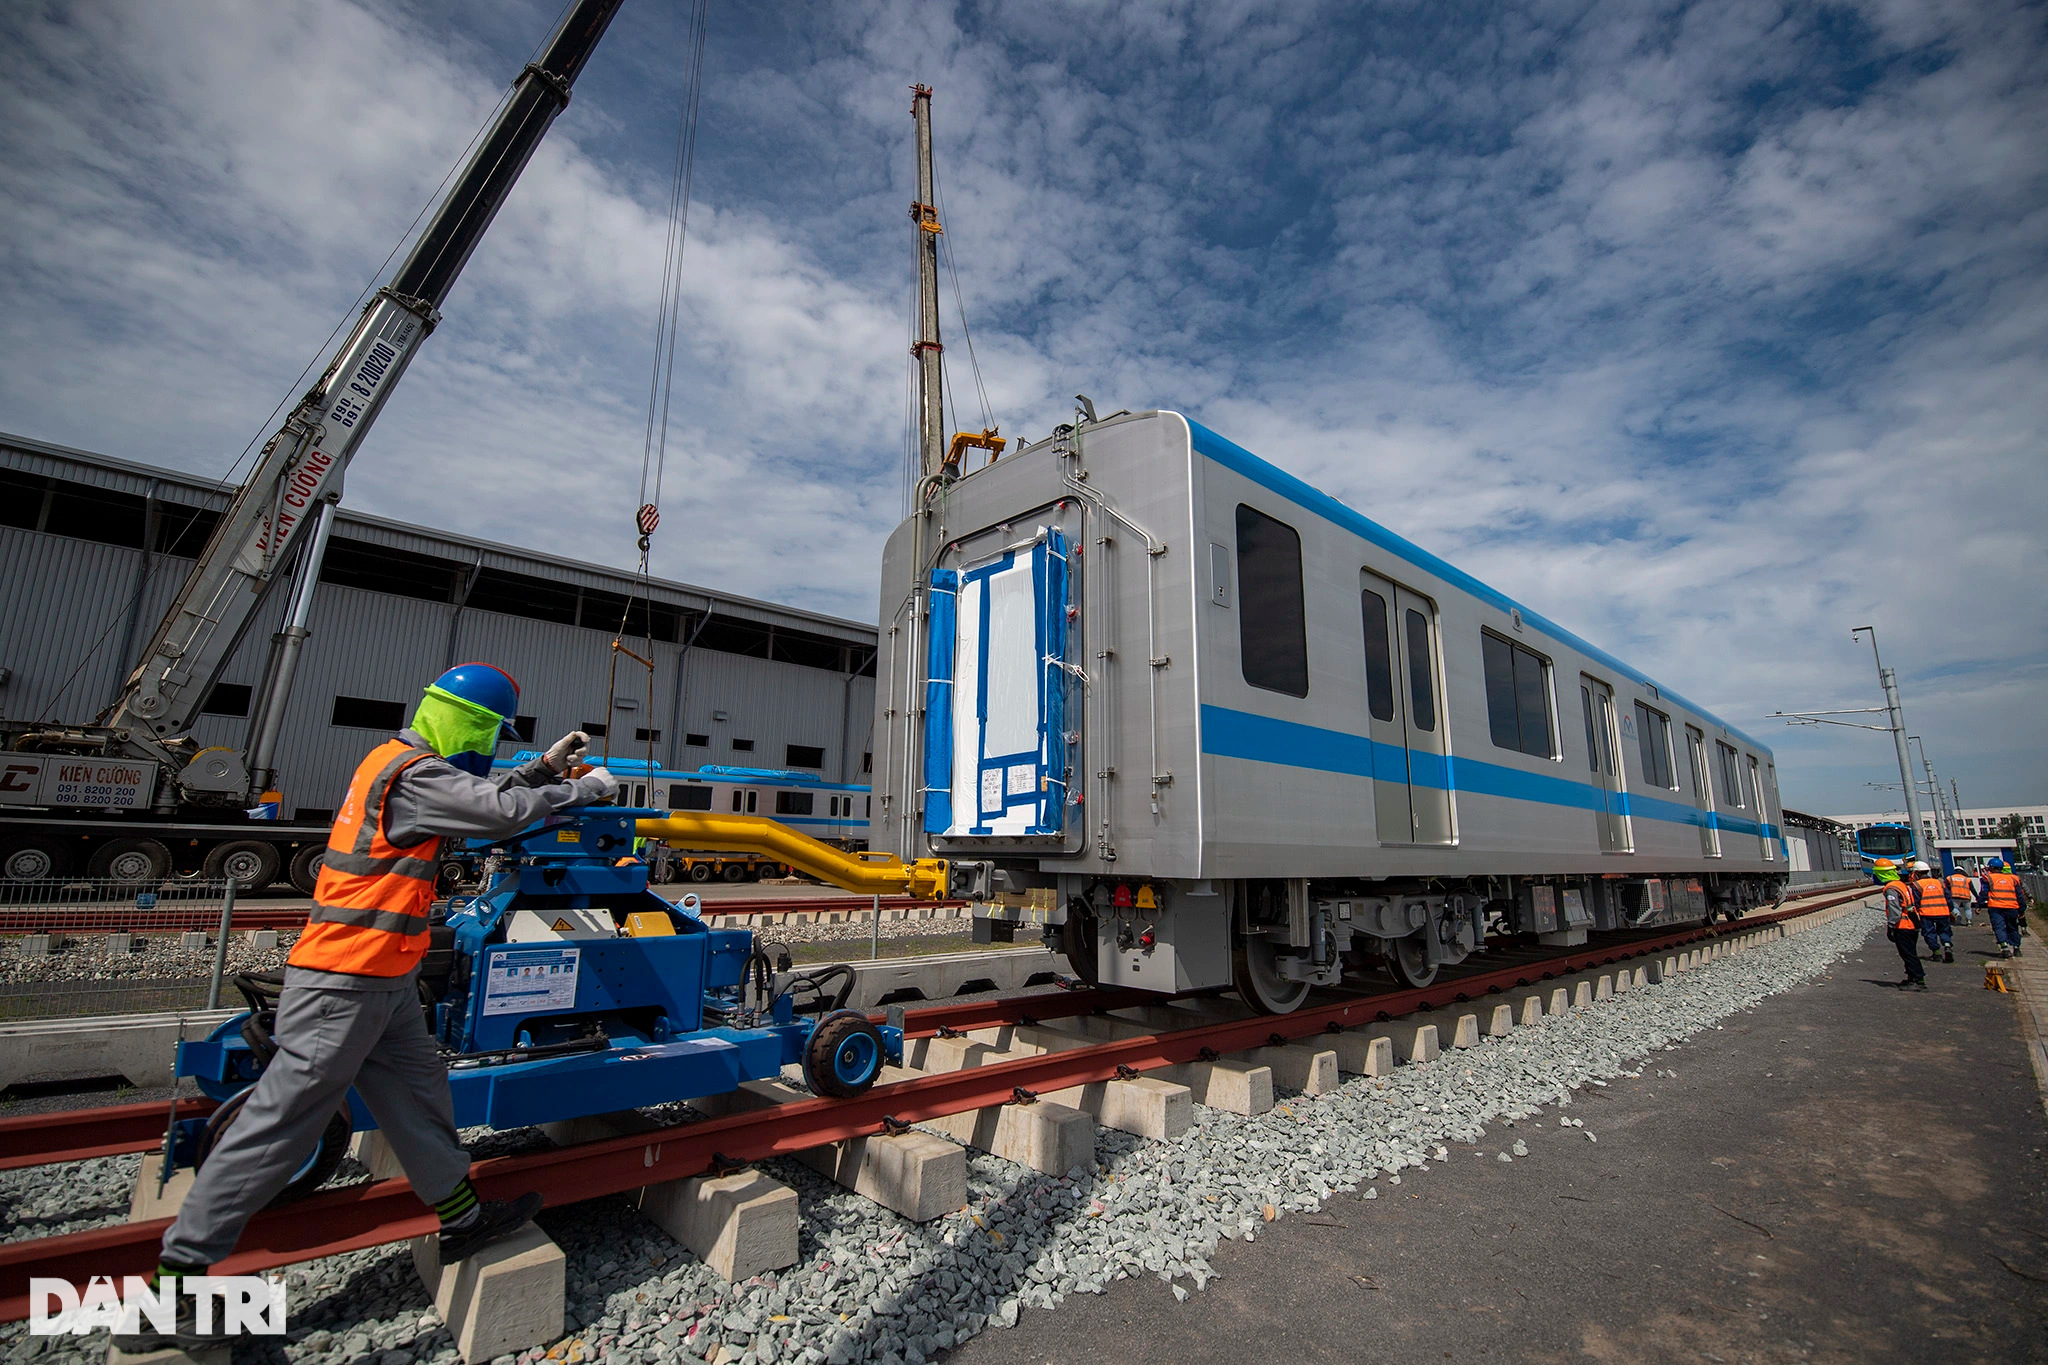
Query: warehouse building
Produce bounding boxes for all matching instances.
[0,432,878,823]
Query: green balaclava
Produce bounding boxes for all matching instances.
[411,684,505,764]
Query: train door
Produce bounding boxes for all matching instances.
[1685,725,1719,856]
[1579,675,1631,852]
[1748,754,1773,860]
[1361,572,1453,845]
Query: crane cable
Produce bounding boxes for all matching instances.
[607,0,710,782]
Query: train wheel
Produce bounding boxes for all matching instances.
[1233,933,1310,1015]
[202,840,279,890]
[196,1090,351,1205]
[1059,899,1099,986]
[1392,934,1438,989]
[0,835,71,883]
[803,1010,885,1098]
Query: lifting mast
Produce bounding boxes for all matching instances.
[92,0,623,806]
[910,85,946,482]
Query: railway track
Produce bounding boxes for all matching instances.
[0,895,966,935]
[0,884,1877,1318]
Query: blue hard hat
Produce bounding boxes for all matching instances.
[1987,858,2006,871]
[430,662,521,738]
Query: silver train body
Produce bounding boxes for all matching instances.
[869,410,1786,1012]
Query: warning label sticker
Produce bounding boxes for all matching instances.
[482,946,580,1017]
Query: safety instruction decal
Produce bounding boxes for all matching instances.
[482,946,580,1016]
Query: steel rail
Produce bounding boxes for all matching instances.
[0,1097,218,1171]
[0,897,966,934]
[0,886,1876,1318]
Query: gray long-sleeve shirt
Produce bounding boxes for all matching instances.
[286,731,588,992]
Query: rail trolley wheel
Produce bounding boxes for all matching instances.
[1233,934,1310,1015]
[1392,934,1438,990]
[196,1089,352,1206]
[803,1010,886,1098]
[1060,898,1099,986]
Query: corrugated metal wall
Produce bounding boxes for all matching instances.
[1,434,878,818]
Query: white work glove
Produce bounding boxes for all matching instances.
[568,765,618,805]
[544,730,591,774]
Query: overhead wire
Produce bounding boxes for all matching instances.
[608,0,710,781]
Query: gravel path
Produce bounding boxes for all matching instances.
[1,908,1879,1364]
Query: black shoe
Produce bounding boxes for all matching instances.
[1910,979,1929,991]
[110,1292,228,1356]
[1943,950,1954,963]
[438,1191,544,1263]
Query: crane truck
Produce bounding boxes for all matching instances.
[0,0,625,893]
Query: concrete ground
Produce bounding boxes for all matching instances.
[951,914,2048,1364]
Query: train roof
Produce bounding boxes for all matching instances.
[1181,415,1772,756]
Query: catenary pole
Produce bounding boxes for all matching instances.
[1854,626,1928,864]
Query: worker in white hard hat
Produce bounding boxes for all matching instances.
[1905,861,1954,963]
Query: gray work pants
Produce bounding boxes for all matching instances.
[162,975,468,1266]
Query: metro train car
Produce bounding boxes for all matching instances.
[495,754,871,848]
[868,408,1787,1013]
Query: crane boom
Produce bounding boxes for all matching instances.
[100,0,623,802]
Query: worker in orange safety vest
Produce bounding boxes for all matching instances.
[1948,867,1978,927]
[1981,859,2032,958]
[1886,877,1928,990]
[1906,861,1954,963]
[118,663,617,1355]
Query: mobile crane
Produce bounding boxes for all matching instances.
[0,0,625,889]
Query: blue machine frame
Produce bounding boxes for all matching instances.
[171,808,900,1176]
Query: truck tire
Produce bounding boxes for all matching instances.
[288,844,325,896]
[721,862,748,883]
[0,835,71,883]
[87,838,171,887]
[203,840,280,890]
[688,862,713,883]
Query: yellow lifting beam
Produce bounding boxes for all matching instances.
[635,812,949,900]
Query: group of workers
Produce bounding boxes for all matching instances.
[1877,856,2032,990]
[118,663,615,1354]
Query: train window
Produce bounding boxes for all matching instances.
[1360,590,1394,721]
[1234,505,1309,697]
[747,789,758,814]
[1404,609,1435,731]
[1632,702,1675,788]
[775,791,815,816]
[669,783,713,810]
[1481,632,1553,758]
[1717,742,1745,807]
[1685,727,1710,801]
[1581,686,1599,772]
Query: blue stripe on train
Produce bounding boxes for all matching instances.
[1199,705,1779,840]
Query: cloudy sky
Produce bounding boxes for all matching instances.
[2,0,2043,814]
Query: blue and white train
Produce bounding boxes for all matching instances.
[868,408,1788,1013]
[496,755,871,848]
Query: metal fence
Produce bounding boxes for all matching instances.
[0,877,291,1022]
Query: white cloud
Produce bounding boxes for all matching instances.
[0,0,2041,810]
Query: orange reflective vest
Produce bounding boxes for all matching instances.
[288,739,443,977]
[1888,885,1918,932]
[1910,876,1951,918]
[1985,871,2023,911]
[1948,873,1974,907]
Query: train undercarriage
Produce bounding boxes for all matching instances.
[975,870,1787,1015]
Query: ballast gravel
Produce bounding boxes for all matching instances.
[2,907,1879,1365]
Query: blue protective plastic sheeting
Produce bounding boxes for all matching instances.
[923,568,959,834]
[1039,529,1070,826]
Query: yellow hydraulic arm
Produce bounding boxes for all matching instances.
[635,812,949,900]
